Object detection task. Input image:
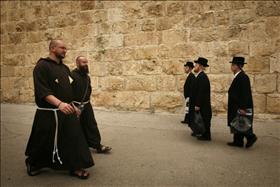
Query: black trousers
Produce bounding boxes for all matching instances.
[233,128,256,145]
[80,103,102,149]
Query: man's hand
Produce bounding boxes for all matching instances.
[72,104,81,118]
[195,106,200,111]
[239,109,246,116]
[58,102,75,115]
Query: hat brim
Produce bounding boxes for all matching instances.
[195,61,209,67]
[229,61,247,64]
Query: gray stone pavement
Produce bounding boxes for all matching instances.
[1,103,279,187]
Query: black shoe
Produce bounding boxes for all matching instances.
[197,136,211,141]
[246,136,257,148]
[191,132,201,137]
[181,121,188,124]
[227,142,243,148]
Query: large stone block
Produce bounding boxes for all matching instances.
[141,19,156,31]
[151,92,183,113]
[190,27,217,42]
[208,74,232,92]
[249,42,276,57]
[256,1,280,17]
[122,61,142,76]
[211,93,227,113]
[187,12,215,28]
[253,94,267,113]
[107,61,123,76]
[133,46,158,60]
[144,3,165,17]
[244,56,270,73]
[156,16,184,31]
[92,91,115,108]
[108,8,124,22]
[214,10,230,26]
[267,94,280,113]
[80,1,95,11]
[228,41,249,56]
[169,44,197,58]
[162,59,185,75]
[255,74,277,93]
[269,54,280,73]
[156,75,176,91]
[166,2,186,16]
[124,32,159,46]
[114,91,150,111]
[161,30,187,46]
[230,9,255,25]
[90,61,108,77]
[265,17,280,39]
[139,60,162,75]
[99,76,125,91]
[125,76,156,92]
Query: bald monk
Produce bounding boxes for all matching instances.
[71,56,112,154]
[25,39,94,179]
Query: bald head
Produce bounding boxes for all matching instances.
[49,39,63,51]
[48,39,67,60]
[76,56,89,74]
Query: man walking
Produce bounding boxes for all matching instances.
[71,56,112,153]
[25,39,94,179]
[189,57,212,141]
[227,56,257,148]
[181,61,195,125]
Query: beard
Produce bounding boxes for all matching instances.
[79,65,89,74]
[55,52,65,60]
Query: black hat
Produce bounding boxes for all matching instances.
[194,57,209,67]
[229,56,246,65]
[184,61,194,68]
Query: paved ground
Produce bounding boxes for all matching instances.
[1,103,280,187]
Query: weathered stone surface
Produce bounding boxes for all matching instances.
[162,60,185,75]
[245,56,270,73]
[1,1,279,116]
[151,92,183,113]
[267,94,280,113]
[253,94,267,113]
[228,41,249,56]
[255,74,277,93]
[125,76,156,92]
[208,74,232,92]
[124,32,159,46]
[99,76,125,91]
[156,75,176,91]
[256,1,280,17]
[161,30,187,46]
[211,93,227,113]
[113,91,150,111]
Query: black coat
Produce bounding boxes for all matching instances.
[184,72,195,99]
[227,71,253,126]
[189,71,212,125]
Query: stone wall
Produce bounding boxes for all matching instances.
[1,1,280,117]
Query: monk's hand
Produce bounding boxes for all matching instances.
[239,109,246,116]
[195,106,200,111]
[72,104,81,117]
[58,102,75,114]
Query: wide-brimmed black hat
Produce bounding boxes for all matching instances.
[184,61,194,68]
[229,56,246,65]
[194,57,209,67]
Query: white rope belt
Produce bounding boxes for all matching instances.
[37,107,63,165]
[72,100,90,105]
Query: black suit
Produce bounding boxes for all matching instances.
[228,71,256,144]
[183,72,195,123]
[189,71,212,138]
